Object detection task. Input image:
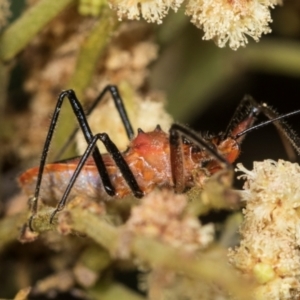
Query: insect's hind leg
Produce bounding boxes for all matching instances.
[30,89,118,218]
[169,123,232,194]
[55,85,135,159]
[49,132,144,223]
[88,85,135,139]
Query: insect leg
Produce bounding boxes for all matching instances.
[49,132,144,223]
[237,103,300,158]
[169,123,231,193]
[55,85,134,159]
[88,85,135,139]
[224,95,300,158]
[222,95,260,143]
[30,90,116,217]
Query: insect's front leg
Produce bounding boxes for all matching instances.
[169,123,231,193]
[55,85,135,160]
[224,95,300,159]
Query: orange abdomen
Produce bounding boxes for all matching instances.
[19,130,174,205]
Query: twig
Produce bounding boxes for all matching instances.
[30,205,254,300]
[0,0,75,61]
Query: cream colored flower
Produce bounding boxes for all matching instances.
[186,0,281,50]
[229,160,300,299]
[108,0,281,49]
[124,189,214,253]
[109,0,184,24]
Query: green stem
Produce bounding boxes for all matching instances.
[67,11,119,98]
[30,206,254,299]
[0,0,75,61]
[89,282,145,300]
[0,213,28,251]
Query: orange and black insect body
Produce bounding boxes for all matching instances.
[19,86,300,225]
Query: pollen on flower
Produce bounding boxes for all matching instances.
[185,0,281,50]
[228,160,300,299]
[109,0,184,24]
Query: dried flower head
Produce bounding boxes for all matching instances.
[123,189,214,253]
[228,160,300,299]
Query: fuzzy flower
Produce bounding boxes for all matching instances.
[123,189,214,253]
[228,160,300,299]
[108,0,281,50]
[186,0,281,50]
[108,0,184,24]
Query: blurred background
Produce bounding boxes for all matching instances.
[1,0,300,298]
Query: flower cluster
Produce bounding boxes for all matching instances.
[228,160,300,299]
[123,189,214,253]
[107,0,281,50]
[117,189,216,298]
[186,0,280,50]
[76,23,173,153]
[109,0,184,24]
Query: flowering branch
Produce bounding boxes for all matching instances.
[229,160,300,299]
[27,191,253,299]
[103,0,282,50]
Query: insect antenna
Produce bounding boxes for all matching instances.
[235,108,300,156]
[222,95,300,160]
[236,109,300,137]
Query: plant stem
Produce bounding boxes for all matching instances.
[30,205,254,300]
[0,0,75,61]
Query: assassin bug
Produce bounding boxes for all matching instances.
[19,85,300,227]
